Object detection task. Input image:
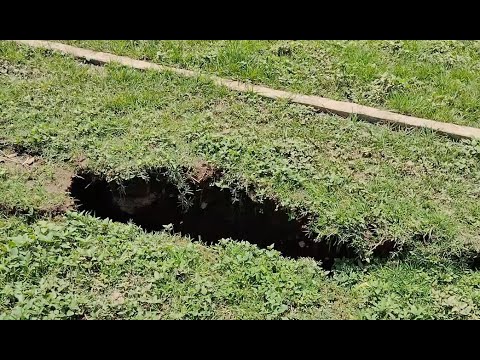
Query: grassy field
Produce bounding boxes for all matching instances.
[1,41,480,319]
[63,40,480,128]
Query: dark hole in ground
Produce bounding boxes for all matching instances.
[69,170,356,270]
[468,255,480,270]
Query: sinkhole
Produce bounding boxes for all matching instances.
[69,168,355,270]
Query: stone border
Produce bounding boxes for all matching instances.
[14,40,480,140]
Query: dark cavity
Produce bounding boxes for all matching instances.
[69,169,355,270]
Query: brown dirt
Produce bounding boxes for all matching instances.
[44,167,75,197]
[42,167,76,213]
[72,154,89,168]
[190,160,217,184]
[0,151,37,170]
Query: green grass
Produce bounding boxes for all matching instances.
[63,40,480,128]
[0,152,72,215]
[1,213,479,319]
[1,41,479,258]
[336,254,480,320]
[1,41,480,319]
[0,213,353,319]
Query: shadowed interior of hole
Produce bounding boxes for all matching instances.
[69,172,356,270]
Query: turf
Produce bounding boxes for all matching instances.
[1,213,479,319]
[0,213,354,319]
[1,41,479,257]
[63,40,480,128]
[1,41,480,319]
[0,149,73,215]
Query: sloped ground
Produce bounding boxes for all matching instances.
[1,41,480,319]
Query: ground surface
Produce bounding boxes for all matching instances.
[64,40,480,128]
[1,41,480,319]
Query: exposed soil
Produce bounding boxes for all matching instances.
[0,150,37,169]
[0,149,75,214]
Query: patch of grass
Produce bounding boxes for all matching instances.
[336,251,480,319]
[62,40,480,128]
[1,213,480,319]
[1,41,480,260]
[0,213,353,319]
[0,151,73,215]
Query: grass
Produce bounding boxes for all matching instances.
[0,213,353,320]
[0,150,72,215]
[1,40,480,319]
[336,254,480,320]
[62,40,480,128]
[1,213,479,319]
[1,41,479,257]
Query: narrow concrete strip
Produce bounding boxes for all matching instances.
[14,40,480,140]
